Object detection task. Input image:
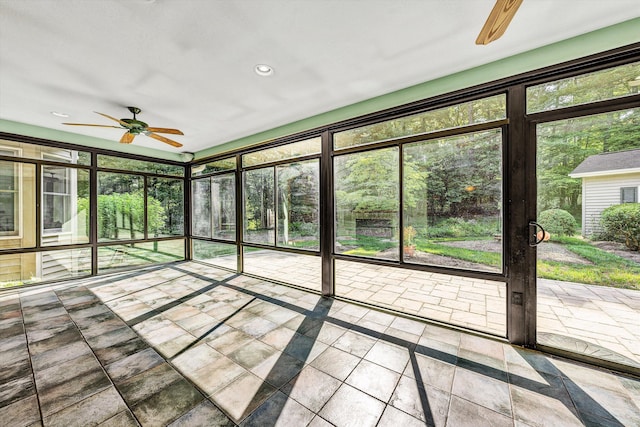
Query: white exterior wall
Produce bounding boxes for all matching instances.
[582,172,640,236]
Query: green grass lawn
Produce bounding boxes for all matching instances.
[340,235,396,257]
[415,236,640,290]
[537,236,640,290]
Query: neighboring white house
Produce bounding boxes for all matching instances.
[569,149,640,236]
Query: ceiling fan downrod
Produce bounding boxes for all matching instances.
[127,106,142,120]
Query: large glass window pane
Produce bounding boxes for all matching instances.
[539,108,640,235]
[403,129,503,273]
[192,178,211,238]
[243,247,321,291]
[335,259,506,336]
[0,139,90,165]
[335,148,399,260]
[212,174,236,240]
[0,249,91,288]
[527,61,640,113]
[244,168,275,245]
[148,177,184,237]
[98,155,184,176]
[0,161,36,249]
[191,175,235,240]
[97,172,144,241]
[192,157,236,176]
[242,137,321,167]
[334,94,506,150]
[42,166,90,246]
[193,240,237,270]
[98,239,185,273]
[536,109,640,369]
[277,160,320,251]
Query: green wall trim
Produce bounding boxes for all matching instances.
[0,119,185,162]
[196,17,640,160]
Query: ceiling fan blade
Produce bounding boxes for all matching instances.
[476,0,523,45]
[146,127,184,135]
[62,123,122,128]
[94,111,132,128]
[145,131,183,148]
[120,132,135,144]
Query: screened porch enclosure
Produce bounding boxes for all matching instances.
[2,51,640,376]
[188,57,640,374]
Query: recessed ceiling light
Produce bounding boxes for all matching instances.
[51,111,69,118]
[255,64,274,77]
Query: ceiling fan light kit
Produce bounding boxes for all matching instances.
[62,106,184,148]
[476,0,523,45]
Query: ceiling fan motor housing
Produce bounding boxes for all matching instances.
[121,118,148,134]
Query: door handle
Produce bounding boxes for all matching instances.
[528,221,547,247]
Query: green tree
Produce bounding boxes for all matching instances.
[244,168,274,232]
[537,109,640,216]
[80,191,165,240]
[336,148,401,214]
[527,63,640,112]
[277,161,319,245]
[405,130,501,222]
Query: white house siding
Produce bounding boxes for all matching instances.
[582,173,640,236]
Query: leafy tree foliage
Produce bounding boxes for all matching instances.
[537,109,640,216]
[243,161,320,247]
[87,172,173,241]
[405,131,501,223]
[78,192,165,240]
[277,161,319,245]
[335,95,505,149]
[527,62,640,113]
[335,148,402,215]
[148,177,184,236]
[244,168,274,234]
[533,62,640,217]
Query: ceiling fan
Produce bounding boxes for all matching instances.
[476,0,523,45]
[62,106,184,148]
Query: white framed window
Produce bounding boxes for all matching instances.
[42,153,73,235]
[0,147,21,237]
[42,166,71,233]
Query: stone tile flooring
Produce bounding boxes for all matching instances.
[205,251,640,366]
[1,261,639,426]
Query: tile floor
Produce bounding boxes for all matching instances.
[214,250,640,366]
[1,261,639,426]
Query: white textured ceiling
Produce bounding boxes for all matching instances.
[0,0,639,155]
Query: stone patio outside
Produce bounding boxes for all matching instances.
[214,250,640,367]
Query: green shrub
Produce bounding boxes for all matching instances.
[538,209,577,237]
[290,222,317,236]
[600,203,640,251]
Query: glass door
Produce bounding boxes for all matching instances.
[535,109,640,370]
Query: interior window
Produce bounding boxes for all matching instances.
[0,159,19,236]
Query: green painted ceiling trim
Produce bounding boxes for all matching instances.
[0,119,185,162]
[196,17,640,160]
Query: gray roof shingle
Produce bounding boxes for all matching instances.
[570,149,640,176]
